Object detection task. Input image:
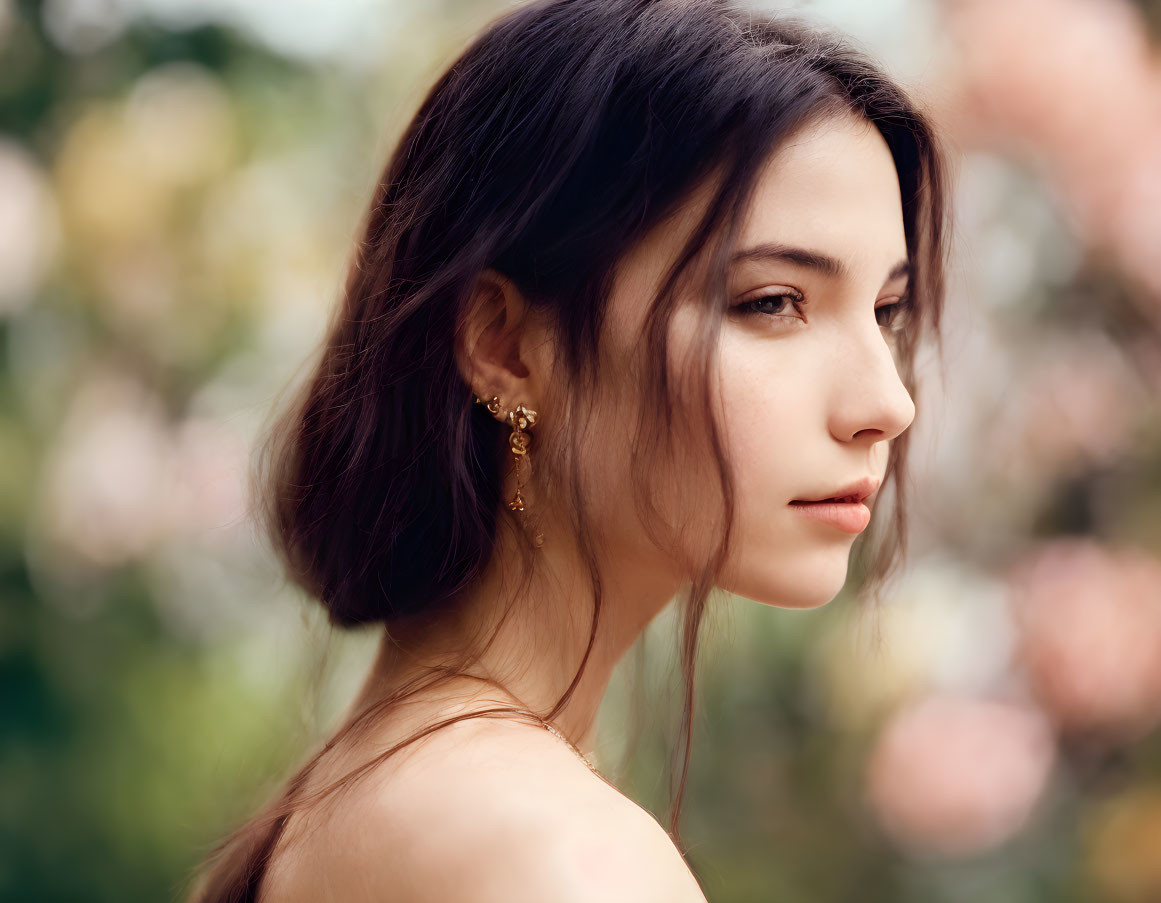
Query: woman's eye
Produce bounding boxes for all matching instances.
[731,290,914,332]
[733,290,805,320]
[876,294,913,330]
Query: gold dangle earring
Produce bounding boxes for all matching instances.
[504,403,536,513]
[472,393,545,548]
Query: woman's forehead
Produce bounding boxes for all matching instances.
[604,116,906,332]
[737,116,906,274]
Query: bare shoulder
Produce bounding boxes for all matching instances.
[275,716,707,903]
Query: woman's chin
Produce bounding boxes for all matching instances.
[724,556,851,610]
[759,589,842,611]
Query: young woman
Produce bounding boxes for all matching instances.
[186,0,951,899]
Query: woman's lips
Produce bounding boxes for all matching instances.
[788,498,871,534]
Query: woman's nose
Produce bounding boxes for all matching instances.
[827,323,916,445]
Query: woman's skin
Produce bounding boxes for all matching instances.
[260,111,916,902]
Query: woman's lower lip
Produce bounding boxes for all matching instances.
[788,499,871,533]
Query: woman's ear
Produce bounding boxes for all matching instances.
[456,268,553,411]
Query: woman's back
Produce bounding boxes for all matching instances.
[258,710,708,903]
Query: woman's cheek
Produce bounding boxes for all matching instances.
[718,353,801,484]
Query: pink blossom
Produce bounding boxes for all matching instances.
[864,693,1056,857]
[938,0,1161,317]
[1007,539,1161,743]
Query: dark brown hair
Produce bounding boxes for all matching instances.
[185,0,952,898]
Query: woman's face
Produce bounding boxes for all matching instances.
[587,112,915,610]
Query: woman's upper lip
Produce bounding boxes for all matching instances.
[791,476,881,504]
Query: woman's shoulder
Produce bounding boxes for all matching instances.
[262,716,707,903]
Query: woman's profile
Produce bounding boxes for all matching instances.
[185,0,951,899]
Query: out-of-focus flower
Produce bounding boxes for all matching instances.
[195,151,345,344]
[170,416,249,537]
[0,141,59,314]
[1084,786,1161,903]
[864,693,1056,857]
[985,328,1148,487]
[39,370,173,570]
[1007,539,1161,743]
[941,0,1156,162]
[42,0,132,55]
[123,62,236,192]
[811,556,1016,731]
[0,0,13,47]
[938,0,1161,314]
[52,63,239,363]
[36,367,250,574]
[1106,122,1161,300]
[1131,338,1161,409]
[56,105,167,251]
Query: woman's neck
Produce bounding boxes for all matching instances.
[347,523,684,755]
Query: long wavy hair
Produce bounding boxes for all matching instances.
[185,0,952,898]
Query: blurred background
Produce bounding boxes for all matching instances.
[3,0,1161,900]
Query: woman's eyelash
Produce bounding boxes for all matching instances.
[732,289,806,320]
[732,289,915,330]
[878,293,913,330]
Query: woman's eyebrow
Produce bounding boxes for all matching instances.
[730,242,910,284]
